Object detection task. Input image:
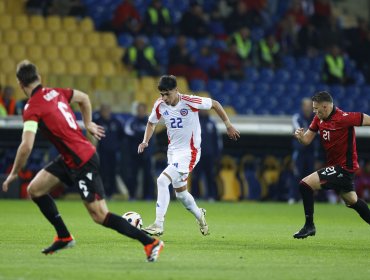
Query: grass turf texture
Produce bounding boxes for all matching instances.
[0,200,369,280]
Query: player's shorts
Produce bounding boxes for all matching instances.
[44,153,105,203]
[167,149,201,173]
[317,165,355,193]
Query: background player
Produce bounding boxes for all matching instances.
[293,91,370,239]
[138,75,240,236]
[2,60,163,262]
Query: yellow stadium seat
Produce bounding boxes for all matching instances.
[224,105,236,116]
[76,47,92,62]
[62,17,77,32]
[34,60,49,75]
[108,46,124,61]
[46,16,61,31]
[7,0,24,15]
[36,30,52,46]
[53,32,69,47]
[107,76,124,92]
[30,16,45,31]
[46,74,59,87]
[176,76,189,92]
[27,46,43,61]
[219,155,241,201]
[60,46,75,61]
[67,61,83,75]
[84,61,99,76]
[100,32,117,48]
[0,45,10,60]
[139,76,157,92]
[13,15,29,30]
[69,32,84,47]
[0,58,16,74]
[85,32,100,48]
[79,18,94,32]
[50,60,66,74]
[101,61,116,76]
[134,91,148,103]
[4,30,19,44]
[0,15,12,30]
[20,30,35,45]
[92,77,108,90]
[74,75,92,92]
[58,74,74,88]
[0,1,5,14]
[10,45,26,61]
[44,46,59,61]
[92,48,107,61]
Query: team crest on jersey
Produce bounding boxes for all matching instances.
[180,108,188,116]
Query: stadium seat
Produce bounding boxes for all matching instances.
[290,70,305,83]
[29,16,45,31]
[219,155,241,201]
[0,1,5,14]
[85,32,100,48]
[50,60,66,74]
[67,61,83,75]
[46,16,62,31]
[222,80,239,96]
[258,68,274,83]
[20,30,35,45]
[44,46,59,61]
[108,46,125,61]
[0,58,16,74]
[10,45,26,61]
[206,79,223,94]
[92,48,108,61]
[62,17,78,32]
[139,76,157,92]
[107,76,125,92]
[74,75,92,92]
[244,67,259,82]
[118,33,134,48]
[83,61,99,76]
[101,32,117,48]
[69,32,84,47]
[0,45,10,60]
[0,15,12,30]
[60,46,76,61]
[296,57,311,71]
[150,36,166,52]
[176,76,189,92]
[282,55,296,70]
[92,76,108,90]
[79,18,94,32]
[189,79,206,92]
[269,83,285,96]
[4,30,19,44]
[254,83,269,95]
[13,15,28,30]
[36,30,52,46]
[34,60,49,74]
[76,47,92,62]
[101,61,116,76]
[273,69,290,83]
[58,74,75,88]
[195,91,211,98]
[239,154,262,200]
[53,32,69,47]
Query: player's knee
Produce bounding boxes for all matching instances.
[157,174,170,189]
[175,189,187,199]
[27,184,39,197]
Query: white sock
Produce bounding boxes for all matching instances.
[154,174,171,228]
[176,190,202,220]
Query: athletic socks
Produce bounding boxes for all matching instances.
[299,181,314,226]
[32,195,71,238]
[103,212,153,245]
[348,199,370,224]
[154,174,171,228]
[175,190,202,220]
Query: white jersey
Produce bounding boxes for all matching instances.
[149,93,212,170]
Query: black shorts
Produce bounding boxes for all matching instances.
[317,165,355,193]
[44,153,106,202]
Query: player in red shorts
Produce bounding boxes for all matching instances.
[293,91,370,238]
[2,60,163,262]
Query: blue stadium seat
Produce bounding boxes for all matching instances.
[296,57,311,71]
[239,82,254,95]
[300,84,315,96]
[254,83,269,95]
[273,69,290,83]
[251,28,264,42]
[290,70,305,84]
[353,71,365,86]
[329,85,345,100]
[258,68,275,83]
[207,79,223,94]
[245,67,259,82]
[118,33,133,48]
[285,83,300,98]
[282,55,296,71]
[189,79,206,92]
[222,80,239,96]
[305,72,320,84]
[150,36,166,52]
[345,85,361,99]
[312,56,324,72]
[211,39,227,51]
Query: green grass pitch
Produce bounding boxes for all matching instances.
[0,200,369,280]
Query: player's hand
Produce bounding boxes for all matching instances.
[86,122,105,140]
[2,173,18,192]
[227,125,240,141]
[294,128,305,141]
[138,142,148,154]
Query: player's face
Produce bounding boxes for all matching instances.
[160,88,178,106]
[312,101,329,120]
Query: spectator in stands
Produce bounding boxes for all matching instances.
[317,16,344,50]
[322,45,353,85]
[93,104,125,198]
[218,42,244,80]
[224,1,255,33]
[191,110,222,200]
[276,15,299,55]
[229,27,253,66]
[0,86,16,115]
[122,36,160,77]
[194,45,220,79]
[311,0,332,28]
[143,0,173,37]
[258,34,281,69]
[355,160,370,202]
[125,103,155,200]
[285,0,309,28]
[290,98,317,204]
[297,22,319,56]
[179,3,209,39]
[168,36,195,79]
[111,0,142,35]
[49,0,86,17]
[25,0,51,15]
[16,98,28,115]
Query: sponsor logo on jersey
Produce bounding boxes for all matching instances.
[163,110,169,116]
[172,163,179,168]
[180,108,188,116]
[43,90,59,101]
[24,104,29,111]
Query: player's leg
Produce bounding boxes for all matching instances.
[293,170,321,239]
[342,191,370,224]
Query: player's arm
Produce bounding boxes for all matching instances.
[2,122,36,192]
[138,121,156,154]
[361,113,370,126]
[211,99,240,141]
[70,89,105,140]
[294,128,316,145]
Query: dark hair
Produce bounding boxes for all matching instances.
[16,60,39,87]
[158,75,177,91]
[312,91,333,103]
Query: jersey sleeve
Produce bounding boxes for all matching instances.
[340,112,363,127]
[55,88,74,103]
[309,115,319,132]
[181,95,212,110]
[23,103,40,123]
[148,99,163,124]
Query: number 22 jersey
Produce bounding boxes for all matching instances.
[23,85,96,169]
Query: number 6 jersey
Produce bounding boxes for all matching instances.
[23,85,96,169]
[149,93,212,154]
[309,106,363,172]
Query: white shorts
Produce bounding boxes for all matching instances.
[167,150,201,173]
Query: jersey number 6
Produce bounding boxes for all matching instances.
[58,102,78,130]
[170,117,183,128]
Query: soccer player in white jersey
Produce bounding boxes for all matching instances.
[138,75,240,236]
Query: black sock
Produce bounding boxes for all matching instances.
[32,195,71,238]
[348,199,370,224]
[103,212,153,245]
[299,181,314,226]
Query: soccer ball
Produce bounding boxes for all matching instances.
[122,211,143,229]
